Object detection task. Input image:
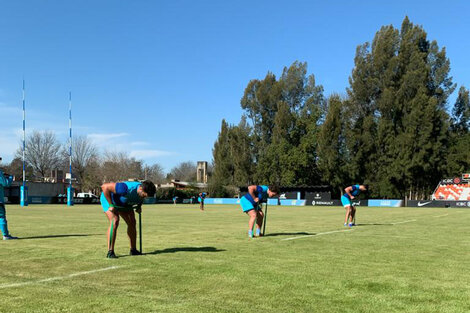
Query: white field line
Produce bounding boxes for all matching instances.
[0,266,121,289]
[432,213,449,218]
[281,229,354,241]
[390,219,416,225]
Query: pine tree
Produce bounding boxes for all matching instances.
[447,86,470,175]
[346,17,455,198]
[211,120,234,186]
[317,95,346,195]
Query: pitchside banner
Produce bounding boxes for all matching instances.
[368,199,403,207]
[204,198,306,206]
[407,200,470,208]
[307,199,369,206]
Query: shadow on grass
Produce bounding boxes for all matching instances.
[263,232,314,237]
[144,246,226,255]
[354,223,393,226]
[17,234,102,240]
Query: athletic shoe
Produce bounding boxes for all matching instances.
[248,230,253,238]
[130,248,142,256]
[348,223,354,227]
[344,223,348,227]
[106,250,118,259]
[3,235,18,240]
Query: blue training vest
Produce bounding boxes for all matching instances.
[244,185,268,205]
[344,184,361,200]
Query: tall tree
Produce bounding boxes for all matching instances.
[317,95,346,195]
[229,116,254,186]
[211,119,234,186]
[61,135,99,190]
[241,73,281,168]
[2,157,34,181]
[101,151,144,182]
[144,163,165,184]
[17,130,61,180]
[393,17,454,199]
[447,86,470,176]
[170,161,197,182]
[451,86,470,134]
[347,17,455,198]
[243,61,325,185]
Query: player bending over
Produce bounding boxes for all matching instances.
[0,160,17,240]
[100,180,156,258]
[341,184,367,227]
[198,192,207,211]
[240,185,279,238]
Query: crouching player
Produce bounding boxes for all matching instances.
[240,185,279,238]
[341,184,367,227]
[101,180,156,258]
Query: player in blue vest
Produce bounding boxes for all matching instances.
[198,192,207,211]
[240,185,279,238]
[341,184,367,227]
[100,180,156,258]
[0,162,17,240]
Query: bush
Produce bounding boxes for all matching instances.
[208,182,238,198]
[155,188,200,200]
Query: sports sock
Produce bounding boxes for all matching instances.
[0,218,9,236]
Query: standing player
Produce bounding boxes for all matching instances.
[100,180,156,258]
[341,184,367,227]
[240,185,279,238]
[0,159,17,240]
[198,192,207,211]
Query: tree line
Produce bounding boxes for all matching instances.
[1,132,200,194]
[210,17,470,199]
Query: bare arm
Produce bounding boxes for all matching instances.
[248,185,259,203]
[101,182,117,212]
[345,186,354,199]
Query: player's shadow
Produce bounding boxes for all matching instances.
[144,246,226,255]
[354,223,393,226]
[264,232,313,237]
[18,234,101,240]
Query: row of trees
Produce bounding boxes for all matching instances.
[211,17,470,199]
[1,132,199,193]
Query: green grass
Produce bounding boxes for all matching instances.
[0,204,469,313]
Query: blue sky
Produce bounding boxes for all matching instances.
[0,1,468,172]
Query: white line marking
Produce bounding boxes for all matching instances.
[432,214,449,218]
[281,229,354,241]
[0,266,121,289]
[390,219,416,225]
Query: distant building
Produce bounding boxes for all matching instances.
[197,161,208,184]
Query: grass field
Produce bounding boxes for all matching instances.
[0,204,469,313]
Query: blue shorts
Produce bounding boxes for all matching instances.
[100,194,132,213]
[341,195,352,207]
[240,196,260,212]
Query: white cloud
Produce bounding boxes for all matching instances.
[87,132,129,145]
[130,149,174,159]
[131,141,150,146]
